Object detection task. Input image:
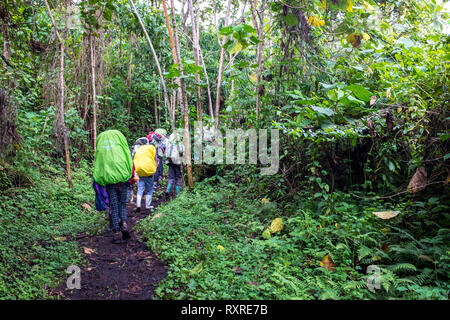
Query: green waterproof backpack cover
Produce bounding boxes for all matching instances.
[93,130,133,186]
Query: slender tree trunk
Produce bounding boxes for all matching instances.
[154,95,159,127]
[89,33,97,153]
[170,0,194,189]
[199,48,214,118]
[61,42,72,188]
[129,0,174,130]
[162,0,176,61]
[43,0,72,188]
[2,23,10,70]
[251,0,266,120]
[162,0,182,119]
[215,0,232,129]
[188,0,202,121]
[0,19,17,157]
[195,1,213,118]
[126,34,134,122]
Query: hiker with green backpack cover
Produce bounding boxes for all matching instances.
[93,130,133,244]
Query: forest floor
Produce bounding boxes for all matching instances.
[50,186,169,300]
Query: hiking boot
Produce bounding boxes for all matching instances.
[111,231,122,244]
[120,222,131,240]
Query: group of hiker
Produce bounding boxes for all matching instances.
[92,128,185,244]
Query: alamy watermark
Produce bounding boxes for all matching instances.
[366,265,381,290]
[177,122,280,176]
[66,265,81,290]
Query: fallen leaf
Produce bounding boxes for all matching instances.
[269,218,284,234]
[418,255,434,263]
[373,210,400,220]
[83,247,95,255]
[151,213,162,221]
[82,203,92,211]
[53,236,66,241]
[320,254,336,271]
[370,96,377,105]
[248,281,259,286]
[386,87,392,98]
[232,267,242,274]
[407,167,427,193]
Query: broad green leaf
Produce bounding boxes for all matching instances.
[242,24,256,33]
[219,26,233,36]
[347,84,372,102]
[310,106,334,117]
[283,14,298,26]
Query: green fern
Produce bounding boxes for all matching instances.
[406,268,435,286]
[388,263,417,274]
[344,279,367,290]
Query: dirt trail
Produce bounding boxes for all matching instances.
[52,188,168,300]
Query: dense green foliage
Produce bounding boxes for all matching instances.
[137,169,449,299]
[0,0,448,300]
[0,164,104,299]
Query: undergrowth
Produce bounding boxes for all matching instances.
[0,164,105,299]
[137,172,449,300]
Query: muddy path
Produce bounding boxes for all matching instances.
[52,187,169,300]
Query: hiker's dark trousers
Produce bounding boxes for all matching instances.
[168,163,182,186]
[106,182,129,232]
[154,155,163,182]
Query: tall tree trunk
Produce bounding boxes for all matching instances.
[89,33,97,153]
[215,0,232,129]
[170,0,194,189]
[251,0,266,120]
[2,22,10,71]
[129,0,174,131]
[0,13,18,158]
[188,0,202,122]
[162,0,182,124]
[126,34,134,122]
[195,1,213,118]
[199,48,214,118]
[43,0,72,188]
[154,95,159,127]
